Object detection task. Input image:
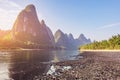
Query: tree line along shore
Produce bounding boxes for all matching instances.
[80,34,120,50]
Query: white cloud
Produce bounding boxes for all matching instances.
[98,22,120,29]
[8,1,22,9]
[0,0,23,30]
[0,0,22,9]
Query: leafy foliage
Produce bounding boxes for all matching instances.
[80,34,120,50]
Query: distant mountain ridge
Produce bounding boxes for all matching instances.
[0,4,91,49]
[54,29,91,49]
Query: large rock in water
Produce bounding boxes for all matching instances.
[54,30,91,49]
[11,4,55,46]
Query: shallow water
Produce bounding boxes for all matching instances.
[0,50,79,80]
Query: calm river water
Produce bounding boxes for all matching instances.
[0,50,79,80]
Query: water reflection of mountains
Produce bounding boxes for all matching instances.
[7,50,51,80]
[0,50,79,80]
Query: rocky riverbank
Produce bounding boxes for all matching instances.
[34,51,120,80]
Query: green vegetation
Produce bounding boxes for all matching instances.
[80,34,120,50]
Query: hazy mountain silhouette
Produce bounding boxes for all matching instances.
[54,29,91,49]
[0,4,91,49]
[11,4,55,46]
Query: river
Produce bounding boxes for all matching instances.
[0,50,79,80]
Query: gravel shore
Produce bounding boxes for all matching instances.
[34,51,120,80]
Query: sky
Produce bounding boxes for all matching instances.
[0,0,120,41]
